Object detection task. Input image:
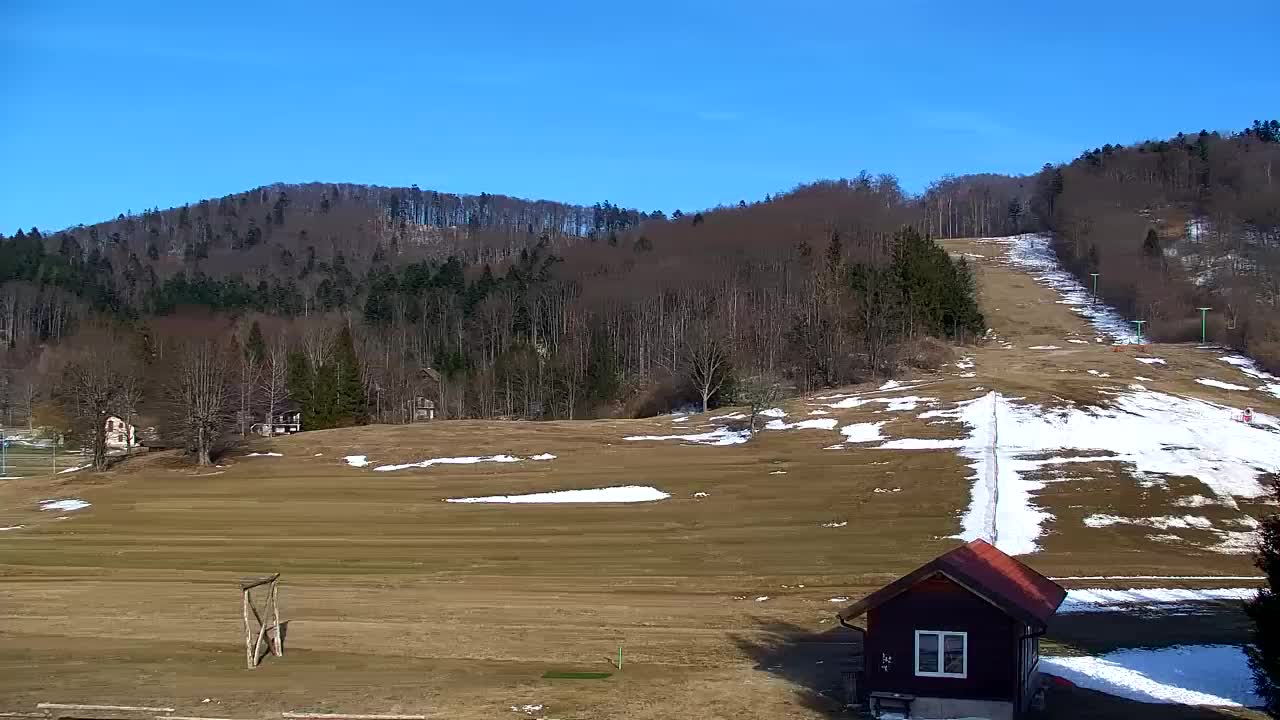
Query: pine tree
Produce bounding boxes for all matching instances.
[1247,479,1280,716]
[1142,228,1162,257]
[330,326,367,426]
[246,321,266,364]
[286,351,315,429]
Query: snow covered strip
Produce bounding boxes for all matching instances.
[1042,644,1260,706]
[1059,588,1256,613]
[445,485,669,504]
[1052,575,1263,581]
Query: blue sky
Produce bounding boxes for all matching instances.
[2,0,1277,232]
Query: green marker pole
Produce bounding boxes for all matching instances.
[1090,273,1100,304]
[1131,320,1146,344]
[1197,308,1211,345]
[618,645,623,670]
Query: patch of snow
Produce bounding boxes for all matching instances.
[873,487,902,493]
[1174,494,1217,507]
[766,417,838,431]
[1041,645,1260,706]
[1134,376,1154,382]
[1052,575,1264,581]
[671,416,689,423]
[878,387,1280,555]
[1136,357,1166,365]
[956,357,975,369]
[808,409,831,415]
[530,453,557,461]
[1060,588,1257,613]
[58,464,89,474]
[878,437,966,449]
[1029,345,1061,350]
[826,395,935,412]
[40,499,90,512]
[754,596,770,602]
[693,491,709,498]
[709,412,747,421]
[344,455,371,467]
[1196,378,1250,391]
[375,454,522,471]
[313,453,323,457]
[879,380,903,390]
[623,427,751,446]
[958,372,977,378]
[0,525,24,531]
[510,704,544,715]
[445,485,669,504]
[1083,514,1214,530]
[759,407,786,418]
[828,596,850,603]
[769,470,787,475]
[840,422,886,444]
[1067,339,1089,344]
[244,452,283,457]
[822,521,848,528]
[1220,354,1278,382]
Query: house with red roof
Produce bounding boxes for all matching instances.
[837,538,1066,719]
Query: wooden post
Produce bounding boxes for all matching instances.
[240,573,282,669]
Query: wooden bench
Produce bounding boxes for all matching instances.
[868,691,915,718]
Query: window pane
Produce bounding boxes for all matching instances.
[918,633,939,672]
[943,634,965,674]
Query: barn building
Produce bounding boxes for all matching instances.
[837,539,1066,719]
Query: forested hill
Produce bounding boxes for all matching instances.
[1,175,992,434]
[1036,119,1280,369]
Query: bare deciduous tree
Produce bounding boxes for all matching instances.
[685,312,731,413]
[258,339,289,435]
[167,339,233,466]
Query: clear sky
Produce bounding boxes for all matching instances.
[2,0,1277,233]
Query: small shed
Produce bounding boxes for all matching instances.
[254,401,302,436]
[837,539,1065,720]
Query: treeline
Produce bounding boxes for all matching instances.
[1036,119,1280,370]
[0,177,985,453]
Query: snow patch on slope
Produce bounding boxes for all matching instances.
[1042,645,1260,706]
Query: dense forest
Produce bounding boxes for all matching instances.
[1,120,1275,464]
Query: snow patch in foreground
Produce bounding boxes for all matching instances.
[624,427,750,446]
[245,452,283,457]
[40,499,90,512]
[1042,645,1260,706]
[1136,357,1166,365]
[1197,378,1251,391]
[344,455,371,467]
[840,422,886,444]
[445,485,669,504]
[376,454,521,471]
[1059,588,1256,613]
[530,453,556,461]
[826,395,935,412]
[58,464,89,474]
[1220,354,1280,397]
[765,418,838,431]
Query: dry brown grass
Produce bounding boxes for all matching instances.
[0,237,1275,718]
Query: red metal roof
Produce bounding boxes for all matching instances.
[839,539,1066,628]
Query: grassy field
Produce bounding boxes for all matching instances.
[1,237,1276,719]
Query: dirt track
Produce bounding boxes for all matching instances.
[1,237,1275,719]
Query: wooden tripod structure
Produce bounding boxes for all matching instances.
[241,573,283,669]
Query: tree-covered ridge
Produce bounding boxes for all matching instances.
[1035,119,1280,371]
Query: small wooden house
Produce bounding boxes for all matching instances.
[104,415,137,449]
[837,539,1066,720]
[253,401,302,436]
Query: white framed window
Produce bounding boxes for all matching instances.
[914,630,967,678]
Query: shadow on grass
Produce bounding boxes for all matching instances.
[729,619,863,717]
[1047,603,1251,655]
